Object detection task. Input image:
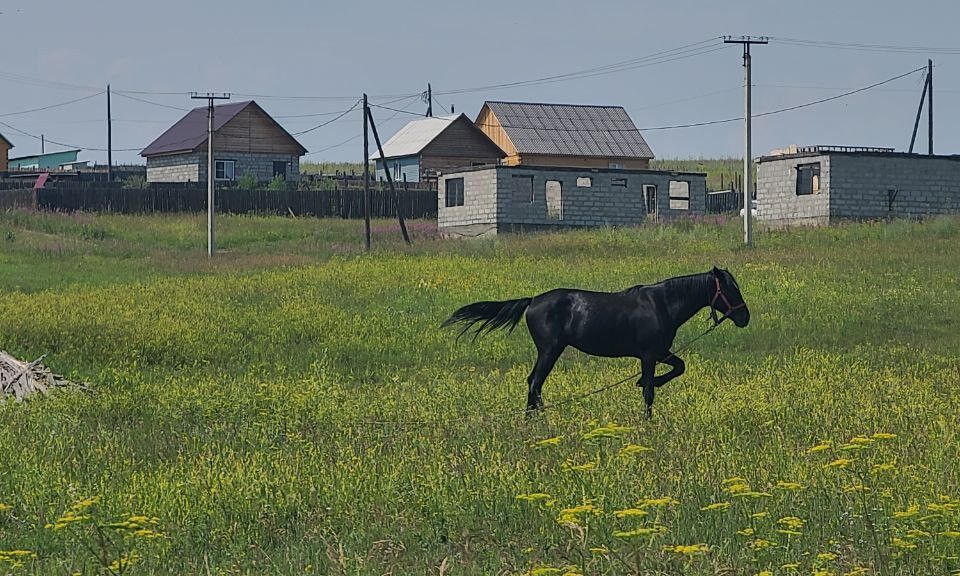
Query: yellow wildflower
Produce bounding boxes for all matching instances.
[756,571,774,576]
[736,527,755,536]
[871,463,896,474]
[0,504,10,513]
[701,501,731,512]
[748,538,776,550]
[778,516,804,530]
[940,530,960,539]
[533,436,562,448]
[663,543,709,555]
[639,496,679,509]
[893,505,920,519]
[838,443,868,451]
[871,432,897,440]
[516,493,552,502]
[807,442,833,453]
[817,552,838,562]
[891,537,917,550]
[613,525,667,539]
[619,443,653,457]
[824,458,853,470]
[843,568,870,576]
[848,436,875,445]
[781,563,801,571]
[556,502,602,526]
[776,481,803,491]
[562,459,597,472]
[751,511,770,519]
[589,546,609,555]
[905,528,931,539]
[581,422,633,441]
[612,508,648,519]
[528,568,562,576]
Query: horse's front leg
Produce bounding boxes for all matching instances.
[639,357,656,420]
[653,355,685,388]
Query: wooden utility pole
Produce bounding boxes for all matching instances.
[927,59,933,155]
[363,93,371,251]
[106,84,113,183]
[190,92,230,256]
[366,105,411,244]
[908,74,928,154]
[426,83,433,117]
[724,35,768,247]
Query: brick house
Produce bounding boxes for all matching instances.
[756,145,960,227]
[437,164,706,237]
[141,101,306,183]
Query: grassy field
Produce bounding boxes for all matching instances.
[1,211,959,575]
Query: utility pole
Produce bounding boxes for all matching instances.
[366,105,411,244]
[927,59,933,155]
[908,72,928,154]
[41,134,45,154]
[426,83,433,117]
[106,84,113,183]
[724,35,768,247]
[190,92,231,256]
[363,93,371,251]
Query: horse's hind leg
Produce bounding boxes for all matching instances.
[640,357,657,420]
[526,347,562,412]
[653,355,685,388]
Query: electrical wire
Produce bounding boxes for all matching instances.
[0,91,105,118]
[774,37,960,55]
[292,100,362,136]
[112,91,190,112]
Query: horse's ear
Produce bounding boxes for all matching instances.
[711,266,720,275]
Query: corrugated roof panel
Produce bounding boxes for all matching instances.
[483,101,654,159]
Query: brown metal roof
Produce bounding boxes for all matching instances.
[481,101,654,160]
[140,100,306,157]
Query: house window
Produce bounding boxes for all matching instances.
[796,163,821,195]
[513,174,535,203]
[643,184,658,217]
[445,177,464,207]
[669,180,690,210]
[612,177,627,187]
[273,161,287,180]
[393,161,401,180]
[215,160,235,181]
[608,162,623,169]
[545,180,562,220]
[576,177,592,188]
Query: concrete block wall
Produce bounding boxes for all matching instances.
[147,153,301,183]
[829,154,960,219]
[756,155,831,227]
[146,154,201,182]
[438,168,498,236]
[438,166,707,235]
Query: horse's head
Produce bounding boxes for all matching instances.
[710,267,750,327]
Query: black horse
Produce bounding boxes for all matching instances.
[442,267,750,418]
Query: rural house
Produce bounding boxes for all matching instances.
[0,133,12,172]
[374,114,504,183]
[756,145,960,227]
[6,149,83,171]
[475,101,655,169]
[437,164,706,237]
[141,100,306,183]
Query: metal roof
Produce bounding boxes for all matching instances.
[482,101,654,160]
[377,114,459,159]
[140,100,306,157]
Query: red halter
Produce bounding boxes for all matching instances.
[709,277,746,325]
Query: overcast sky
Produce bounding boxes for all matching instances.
[1,0,958,165]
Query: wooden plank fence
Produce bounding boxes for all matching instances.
[705,190,742,214]
[28,183,438,219]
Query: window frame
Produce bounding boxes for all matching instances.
[214,159,236,181]
[545,179,563,220]
[576,177,592,188]
[512,174,535,204]
[643,184,658,215]
[668,180,690,210]
[796,162,821,196]
[444,177,465,208]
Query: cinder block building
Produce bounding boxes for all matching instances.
[437,165,706,237]
[756,145,960,227]
[141,101,306,183]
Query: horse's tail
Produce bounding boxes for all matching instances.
[441,297,532,340]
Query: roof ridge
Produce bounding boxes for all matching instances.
[486,100,625,109]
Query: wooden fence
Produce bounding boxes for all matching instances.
[27,183,438,219]
[705,190,743,214]
[0,189,37,211]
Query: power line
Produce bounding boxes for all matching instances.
[292,100,362,136]
[112,91,190,112]
[0,91,104,118]
[774,37,960,55]
[434,39,729,96]
[305,95,423,157]
[0,120,142,152]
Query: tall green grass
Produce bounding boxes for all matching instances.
[0,212,958,575]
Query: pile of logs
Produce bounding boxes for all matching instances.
[1,351,81,401]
